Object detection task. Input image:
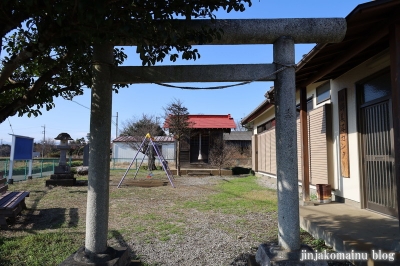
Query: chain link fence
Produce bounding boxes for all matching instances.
[0,157,176,182]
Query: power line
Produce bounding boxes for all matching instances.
[7,118,14,134]
[70,99,118,131]
[153,64,295,90]
[71,100,90,110]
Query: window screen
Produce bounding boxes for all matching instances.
[360,71,391,104]
[316,82,330,104]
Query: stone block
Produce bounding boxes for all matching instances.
[54,165,71,174]
[46,178,76,187]
[50,173,75,179]
[256,243,328,266]
[60,246,130,266]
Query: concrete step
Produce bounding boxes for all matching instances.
[169,169,233,176]
[187,171,212,176]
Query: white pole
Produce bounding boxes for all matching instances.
[198,133,203,160]
[8,160,13,182]
[28,160,33,179]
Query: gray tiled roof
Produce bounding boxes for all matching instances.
[223,131,252,141]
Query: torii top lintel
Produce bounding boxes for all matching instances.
[117,18,347,46]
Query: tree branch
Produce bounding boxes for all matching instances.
[0,56,70,123]
[0,82,29,94]
[0,46,38,88]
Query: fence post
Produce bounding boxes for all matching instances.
[28,159,33,179]
[41,159,44,178]
[24,160,27,180]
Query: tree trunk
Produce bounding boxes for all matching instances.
[177,140,181,176]
[147,147,156,170]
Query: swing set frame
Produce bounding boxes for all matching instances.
[117,133,175,188]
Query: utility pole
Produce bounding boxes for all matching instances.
[41,125,46,158]
[112,112,119,139]
[116,112,118,138]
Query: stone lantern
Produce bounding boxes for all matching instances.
[54,132,73,173]
[46,133,76,186]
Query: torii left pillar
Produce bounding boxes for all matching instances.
[61,43,129,265]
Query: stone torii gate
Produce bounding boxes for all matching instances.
[74,19,346,264]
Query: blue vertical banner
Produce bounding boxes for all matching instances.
[12,135,34,160]
[8,135,34,181]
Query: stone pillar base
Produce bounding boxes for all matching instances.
[60,246,130,266]
[45,178,76,187]
[255,243,328,266]
[299,200,315,206]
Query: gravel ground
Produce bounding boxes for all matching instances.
[108,175,278,266]
[7,173,350,265]
[108,175,354,266]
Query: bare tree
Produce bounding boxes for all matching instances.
[163,99,192,176]
[69,137,86,157]
[120,114,165,170]
[234,118,252,131]
[38,138,56,157]
[209,137,237,176]
[0,144,11,157]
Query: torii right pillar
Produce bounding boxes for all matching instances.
[274,36,300,250]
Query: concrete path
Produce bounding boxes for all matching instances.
[300,202,400,266]
[300,203,400,254]
[256,173,400,265]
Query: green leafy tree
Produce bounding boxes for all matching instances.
[121,114,165,138]
[163,98,192,176]
[0,0,252,124]
[120,114,165,170]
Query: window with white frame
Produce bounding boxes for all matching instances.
[316,82,330,104]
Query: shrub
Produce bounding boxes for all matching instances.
[70,161,83,167]
[231,167,252,175]
[48,151,61,158]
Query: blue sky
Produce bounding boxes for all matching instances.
[0,0,370,145]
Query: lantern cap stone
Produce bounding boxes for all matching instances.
[55,133,73,140]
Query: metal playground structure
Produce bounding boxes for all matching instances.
[117,133,175,188]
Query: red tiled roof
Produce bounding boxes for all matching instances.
[188,114,236,129]
[112,136,174,142]
[163,114,236,129]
